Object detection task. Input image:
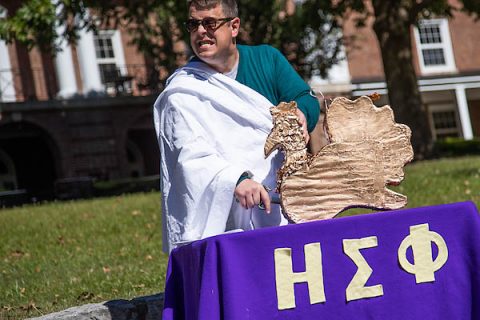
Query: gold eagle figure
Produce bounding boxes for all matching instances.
[264,96,414,223]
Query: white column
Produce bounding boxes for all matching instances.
[76,25,103,95]
[0,39,16,102]
[455,85,473,140]
[51,0,77,98]
[54,40,78,98]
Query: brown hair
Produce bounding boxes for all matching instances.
[187,0,238,17]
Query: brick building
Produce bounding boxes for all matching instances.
[1,1,479,201]
[0,2,162,200]
[310,4,480,142]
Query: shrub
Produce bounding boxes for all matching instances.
[433,137,480,157]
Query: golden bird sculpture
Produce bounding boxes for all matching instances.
[264,96,414,223]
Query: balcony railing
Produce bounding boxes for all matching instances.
[0,64,163,103]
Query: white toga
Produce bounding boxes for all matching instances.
[154,61,287,253]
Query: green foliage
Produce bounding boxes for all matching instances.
[0,0,343,83]
[0,0,56,51]
[433,137,480,157]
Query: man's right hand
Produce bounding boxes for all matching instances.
[234,179,271,213]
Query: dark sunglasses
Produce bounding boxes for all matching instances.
[184,17,235,32]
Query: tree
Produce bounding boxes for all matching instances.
[325,0,479,159]
[5,1,473,158]
[0,0,343,88]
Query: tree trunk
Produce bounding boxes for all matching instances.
[372,3,433,159]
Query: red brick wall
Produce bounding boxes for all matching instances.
[119,28,149,96]
[29,47,48,100]
[449,11,480,73]
[344,2,480,81]
[344,14,385,82]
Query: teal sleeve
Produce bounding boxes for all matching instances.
[272,48,320,132]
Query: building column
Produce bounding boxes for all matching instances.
[51,0,77,98]
[455,85,473,140]
[76,23,103,95]
[53,43,77,98]
[0,39,16,102]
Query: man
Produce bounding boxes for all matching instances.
[154,0,320,253]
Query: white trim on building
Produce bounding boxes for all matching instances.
[455,85,473,139]
[350,75,480,140]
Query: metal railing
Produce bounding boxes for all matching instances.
[0,67,21,102]
[0,64,163,102]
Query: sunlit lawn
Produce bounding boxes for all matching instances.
[396,155,480,208]
[338,155,480,217]
[1,156,479,319]
[0,192,167,319]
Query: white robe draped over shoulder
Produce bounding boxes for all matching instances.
[154,61,286,253]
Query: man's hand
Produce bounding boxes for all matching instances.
[234,179,271,213]
[296,108,310,144]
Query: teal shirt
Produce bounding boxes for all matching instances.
[235,44,320,132]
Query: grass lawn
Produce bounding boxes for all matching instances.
[1,156,479,318]
[0,192,167,319]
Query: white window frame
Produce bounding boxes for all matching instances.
[414,19,456,75]
[428,103,461,140]
[93,30,127,81]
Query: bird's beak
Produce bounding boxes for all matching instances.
[264,133,279,158]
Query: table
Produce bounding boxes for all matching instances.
[163,202,480,320]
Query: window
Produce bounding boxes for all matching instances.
[414,19,456,74]
[93,30,127,91]
[428,104,460,140]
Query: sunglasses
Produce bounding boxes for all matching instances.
[184,17,235,32]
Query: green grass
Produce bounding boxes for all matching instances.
[1,156,480,318]
[339,155,480,216]
[0,192,167,319]
[394,155,480,208]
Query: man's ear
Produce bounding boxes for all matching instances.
[231,17,240,37]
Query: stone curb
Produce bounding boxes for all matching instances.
[27,293,164,320]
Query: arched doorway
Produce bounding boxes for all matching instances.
[126,129,159,178]
[125,113,159,178]
[0,148,17,190]
[0,121,59,200]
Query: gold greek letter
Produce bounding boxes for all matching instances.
[274,243,326,310]
[343,236,384,301]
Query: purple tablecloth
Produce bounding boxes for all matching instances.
[163,202,480,319]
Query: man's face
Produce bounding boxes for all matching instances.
[188,3,240,72]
